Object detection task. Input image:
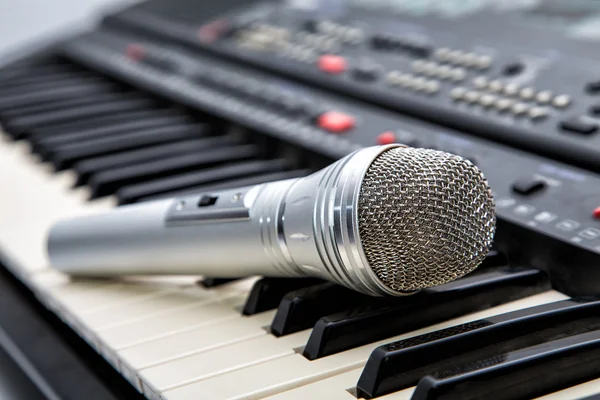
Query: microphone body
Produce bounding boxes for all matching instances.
[48,145,496,297]
[48,146,393,296]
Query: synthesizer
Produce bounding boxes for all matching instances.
[3,0,600,399]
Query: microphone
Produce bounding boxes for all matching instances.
[47,144,496,297]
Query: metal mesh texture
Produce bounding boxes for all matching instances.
[357,147,496,292]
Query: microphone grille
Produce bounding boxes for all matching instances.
[358,146,496,292]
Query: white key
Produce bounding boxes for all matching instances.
[263,369,361,400]
[97,294,246,349]
[0,134,114,277]
[140,329,311,397]
[41,280,171,314]
[160,291,568,400]
[79,286,235,330]
[119,310,277,370]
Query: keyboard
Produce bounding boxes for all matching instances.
[4,1,600,399]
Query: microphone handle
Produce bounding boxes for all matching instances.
[47,180,304,278]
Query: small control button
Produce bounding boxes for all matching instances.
[587,81,600,94]
[318,55,347,74]
[560,117,598,135]
[512,178,546,196]
[352,62,380,81]
[125,44,145,62]
[593,207,600,219]
[376,131,396,145]
[317,111,355,133]
[198,195,218,207]
[280,95,305,116]
[503,62,524,76]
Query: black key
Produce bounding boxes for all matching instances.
[242,278,325,316]
[357,297,600,398]
[139,169,311,203]
[0,64,70,84]
[50,124,206,171]
[0,91,134,122]
[73,136,217,186]
[26,109,177,140]
[0,75,100,103]
[411,330,600,400]
[270,283,374,337]
[0,80,112,111]
[477,249,507,270]
[116,158,288,205]
[34,113,191,157]
[303,267,549,360]
[0,70,92,91]
[560,117,598,135]
[88,144,258,198]
[198,278,238,288]
[5,98,155,139]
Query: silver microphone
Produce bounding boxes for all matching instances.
[47,144,496,296]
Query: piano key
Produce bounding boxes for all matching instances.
[303,267,549,360]
[0,91,138,123]
[356,297,600,398]
[411,329,600,400]
[73,136,224,186]
[0,67,92,87]
[49,124,208,171]
[118,310,277,370]
[0,73,98,98]
[88,143,258,198]
[5,97,156,139]
[78,284,236,331]
[34,112,192,157]
[242,278,325,316]
[263,369,362,400]
[0,80,113,110]
[198,278,239,288]
[270,283,380,336]
[139,329,312,398]
[139,169,311,203]
[159,291,568,400]
[0,65,74,86]
[116,158,290,204]
[537,377,600,400]
[97,294,246,349]
[0,135,114,276]
[478,248,507,269]
[73,277,256,333]
[26,108,178,140]
[39,280,174,314]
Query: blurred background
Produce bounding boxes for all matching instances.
[0,0,136,63]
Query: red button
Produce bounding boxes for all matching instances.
[593,207,600,219]
[318,111,355,133]
[125,44,145,62]
[376,131,397,145]
[318,55,347,74]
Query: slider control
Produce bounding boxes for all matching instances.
[198,195,218,207]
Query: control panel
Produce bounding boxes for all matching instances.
[58,26,600,295]
[101,0,600,173]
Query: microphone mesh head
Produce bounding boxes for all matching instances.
[358,147,496,292]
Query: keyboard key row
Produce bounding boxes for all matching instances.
[0,57,311,204]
